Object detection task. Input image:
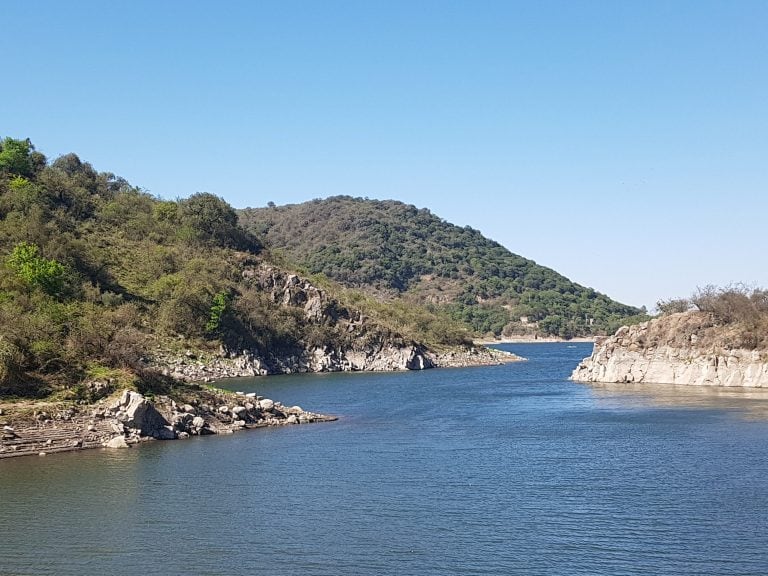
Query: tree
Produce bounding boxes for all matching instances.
[6,242,67,296]
[0,137,42,177]
[178,192,260,251]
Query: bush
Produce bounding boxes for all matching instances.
[691,284,760,325]
[656,297,692,315]
[6,242,67,296]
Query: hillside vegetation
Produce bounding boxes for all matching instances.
[0,138,471,399]
[655,285,768,350]
[240,196,647,338]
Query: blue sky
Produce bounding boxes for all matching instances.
[4,1,767,310]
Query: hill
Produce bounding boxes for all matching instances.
[239,196,647,338]
[0,138,510,400]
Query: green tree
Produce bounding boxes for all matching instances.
[0,137,38,177]
[205,291,230,334]
[6,242,67,296]
[178,192,257,250]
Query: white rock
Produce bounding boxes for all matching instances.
[105,436,130,449]
[258,398,274,411]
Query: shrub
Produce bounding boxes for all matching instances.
[6,242,67,296]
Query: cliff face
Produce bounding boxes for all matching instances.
[571,313,768,387]
[152,264,520,381]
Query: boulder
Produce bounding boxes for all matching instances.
[118,391,170,437]
[105,436,130,449]
[153,426,177,441]
[259,398,275,412]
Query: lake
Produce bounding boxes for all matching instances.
[2,343,768,575]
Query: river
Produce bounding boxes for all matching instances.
[1,343,767,575]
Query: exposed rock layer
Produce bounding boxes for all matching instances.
[151,264,522,381]
[572,313,768,387]
[0,388,335,459]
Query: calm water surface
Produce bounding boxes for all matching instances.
[2,343,768,575]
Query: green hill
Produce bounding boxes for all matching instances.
[240,196,647,338]
[0,138,474,399]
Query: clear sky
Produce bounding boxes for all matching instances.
[4,1,766,310]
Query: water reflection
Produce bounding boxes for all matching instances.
[581,381,768,420]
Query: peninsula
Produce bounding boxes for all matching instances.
[572,287,768,387]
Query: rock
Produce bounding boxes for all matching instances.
[105,436,130,449]
[245,392,256,398]
[218,405,230,414]
[183,404,196,414]
[232,406,247,419]
[285,414,298,425]
[153,426,177,440]
[259,398,275,412]
[572,313,768,387]
[119,391,171,436]
[192,416,206,429]
[233,419,247,428]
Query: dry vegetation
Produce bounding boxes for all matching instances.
[655,285,768,350]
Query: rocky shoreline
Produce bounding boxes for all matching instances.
[1,345,520,460]
[0,387,335,460]
[151,344,521,383]
[571,314,768,387]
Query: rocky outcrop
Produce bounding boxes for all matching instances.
[149,264,522,381]
[0,388,336,459]
[153,343,520,383]
[572,313,768,387]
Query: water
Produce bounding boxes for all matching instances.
[2,343,768,575]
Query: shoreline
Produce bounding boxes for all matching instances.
[475,336,597,345]
[0,352,521,461]
[1,386,336,460]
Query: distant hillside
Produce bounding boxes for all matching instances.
[240,196,647,338]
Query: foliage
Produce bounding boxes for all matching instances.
[656,297,692,315]
[178,192,261,251]
[652,285,768,350]
[0,137,45,178]
[6,242,67,295]
[205,291,230,334]
[239,196,647,337]
[692,284,768,326]
[0,137,472,399]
